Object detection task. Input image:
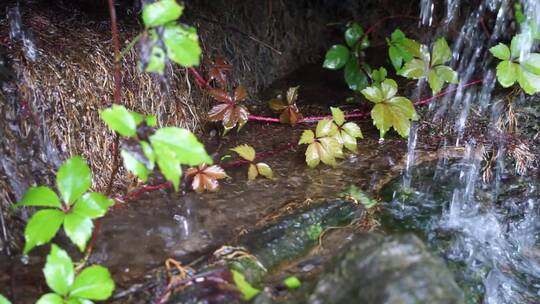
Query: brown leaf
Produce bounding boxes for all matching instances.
[186,164,227,193]
[234,85,247,102]
[286,86,299,105]
[208,103,229,121]
[207,56,232,88]
[209,88,232,103]
[269,98,287,111]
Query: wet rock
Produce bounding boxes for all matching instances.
[308,233,464,304]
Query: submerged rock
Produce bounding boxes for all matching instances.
[308,233,464,304]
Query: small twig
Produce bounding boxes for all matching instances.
[188,67,213,90]
[116,32,142,62]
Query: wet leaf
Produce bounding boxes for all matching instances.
[231,270,260,301]
[431,37,452,66]
[323,45,350,70]
[142,0,183,28]
[208,86,250,130]
[155,147,182,191]
[371,67,387,84]
[206,56,232,88]
[144,45,166,75]
[517,68,540,94]
[100,105,137,138]
[64,212,93,252]
[283,276,301,289]
[489,43,510,61]
[398,38,458,94]
[344,59,369,91]
[72,193,113,219]
[150,127,212,166]
[268,86,303,125]
[69,266,115,300]
[300,125,342,169]
[387,29,421,71]
[121,149,150,182]
[256,163,273,179]
[510,34,528,59]
[330,107,345,126]
[247,164,258,181]
[163,24,201,67]
[298,130,315,144]
[495,61,519,87]
[44,244,74,296]
[17,186,60,208]
[371,96,417,139]
[522,53,540,74]
[24,209,65,254]
[36,294,63,304]
[340,185,378,208]
[231,144,256,161]
[345,22,364,48]
[315,119,337,137]
[186,164,227,193]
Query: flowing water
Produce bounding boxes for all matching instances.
[380,1,540,303]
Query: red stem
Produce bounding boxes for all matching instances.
[188,67,213,90]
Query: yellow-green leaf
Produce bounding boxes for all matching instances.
[256,163,273,179]
[398,59,426,79]
[231,144,256,162]
[315,119,337,137]
[496,61,519,87]
[330,107,345,126]
[489,43,510,61]
[248,164,258,181]
[431,38,452,66]
[299,130,315,145]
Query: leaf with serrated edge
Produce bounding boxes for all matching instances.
[44,244,74,296]
[330,107,345,126]
[121,150,150,182]
[231,144,256,161]
[305,144,321,168]
[99,105,137,138]
[399,59,425,79]
[24,209,65,254]
[431,38,452,66]
[64,213,93,252]
[361,86,383,103]
[70,266,115,300]
[150,127,212,166]
[316,119,337,137]
[163,24,201,67]
[299,130,315,145]
[56,156,92,206]
[496,61,519,87]
[435,66,458,83]
[17,186,61,208]
[72,192,113,219]
[428,69,444,94]
[489,43,510,61]
[142,0,183,28]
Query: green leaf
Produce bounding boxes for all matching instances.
[344,59,369,91]
[65,298,94,304]
[36,293,64,304]
[315,119,337,137]
[156,147,182,191]
[142,0,183,28]
[283,276,301,289]
[371,67,387,84]
[371,96,417,139]
[428,69,444,94]
[435,65,458,84]
[144,45,166,75]
[23,209,65,254]
[121,150,150,182]
[44,244,74,296]
[323,45,350,70]
[388,45,404,71]
[521,53,540,74]
[319,137,342,164]
[130,112,145,126]
[305,143,321,168]
[387,30,421,70]
[99,105,137,138]
[140,141,156,170]
[345,22,364,48]
[70,266,115,300]
[495,61,519,87]
[489,43,510,61]
[72,192,113,219]
[231,144,256,162]
[0,295,11,304]
[163,24,201,67]
[511,34,527,59]
[64,213,93,252]
[380,79,398,100]
[17,186,61,208]
[231,270,260,300]
[256,163,273,179]
[299,130,315,145]
[247,164,258,181]
[57,156,92,206]
[398,59,426,79]
[145,115,158,127]
[330,107,345,126]
[431,38,452,66]
[150,127,212,166]
[360,86,383,103]
[343,122,363,139]
[517,68,540,94]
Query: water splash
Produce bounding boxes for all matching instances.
[7,5,38,62]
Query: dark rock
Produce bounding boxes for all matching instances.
[308,233,464,304]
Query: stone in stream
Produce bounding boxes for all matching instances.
[308,233,465,304]
[161,199,363,304]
